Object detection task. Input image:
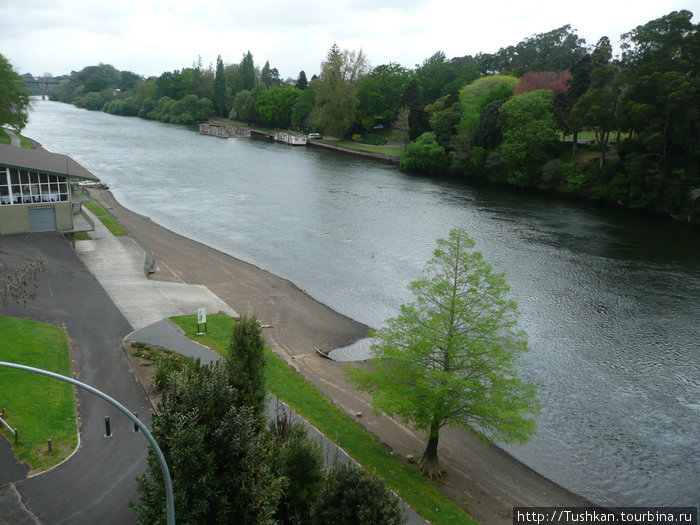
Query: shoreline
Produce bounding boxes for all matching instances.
[89,187,594,524]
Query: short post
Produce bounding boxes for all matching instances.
[133,412,139,432]
[1,408,4,417]
[14,428,18,445]
[105,416,111,437]
[48,439,52,452]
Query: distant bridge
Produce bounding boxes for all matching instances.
[24,78,60,99]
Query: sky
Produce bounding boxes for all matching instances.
[1,0,697,79]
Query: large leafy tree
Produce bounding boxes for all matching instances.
[619,9,699,195]
[488,25,587,75]
[0,54,30,131]
[255,86,300,128]
[355,62,413,129]
[415,51,480,104]
[570,65,624,168]
[498,89,558,187]
[348,228,539,478]
[314,43,369,137]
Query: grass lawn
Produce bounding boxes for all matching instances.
[320,140,404,156]
[0,316,78,472]
[84,201,129,236]
[170,313,474,525]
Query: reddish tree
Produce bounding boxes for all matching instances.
[512,70,572,97]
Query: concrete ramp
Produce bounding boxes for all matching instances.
[75,210,238,330]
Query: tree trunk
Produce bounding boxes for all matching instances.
[599,130,609,169]
[419,416,443,479]
[572,129,578,156]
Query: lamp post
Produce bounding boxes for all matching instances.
[0,361,175,525]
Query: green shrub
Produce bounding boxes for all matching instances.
[362,133,388,146]
[400,132,448,174]
[311,463,406,525]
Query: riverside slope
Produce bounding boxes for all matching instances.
[89,188,592,524]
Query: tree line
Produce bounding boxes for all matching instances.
[6,9,699,220]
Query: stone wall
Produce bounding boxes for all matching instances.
[198,123,250,138]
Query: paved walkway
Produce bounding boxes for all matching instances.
[4,128,21,146]
[75,208,238,330]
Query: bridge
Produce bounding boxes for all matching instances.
[23,78,60,99]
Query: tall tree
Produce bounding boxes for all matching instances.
[314,43,369,137]
[213,55,228,117]
[0,54,30,131]
[570,65,623,168]
[401,78,430,141]
[239,51,257,92]
[261,60,272,88]
[348,228,539,478]
[296,70,308,90]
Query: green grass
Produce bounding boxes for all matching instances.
[0,316,78,472]
[321,140,404,156]
[170,313,474,525]
[0,129,9,144]
[84,201,129,236]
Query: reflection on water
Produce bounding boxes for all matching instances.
[24,100,700,506]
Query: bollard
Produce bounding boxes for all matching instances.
[105,416,111,437]
[14,428,18,445]
[1,408,4,417]
[133,412,139,432]
[48,439,52,452]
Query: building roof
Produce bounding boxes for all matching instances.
[0,143,99,182]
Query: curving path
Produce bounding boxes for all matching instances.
[0,232,149,524]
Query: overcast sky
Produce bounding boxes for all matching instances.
[1,0,696,79]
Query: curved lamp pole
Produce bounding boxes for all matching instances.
[0,361,175,525]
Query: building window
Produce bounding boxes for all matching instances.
[0,167,68,205]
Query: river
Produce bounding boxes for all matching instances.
[21,99,699,507]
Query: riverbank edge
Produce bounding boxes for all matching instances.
[87,187,595,524]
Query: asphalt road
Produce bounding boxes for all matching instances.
[0,233,151,525]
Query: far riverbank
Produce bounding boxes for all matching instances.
[88,187,593,525]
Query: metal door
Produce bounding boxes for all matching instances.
[28,207,57,232]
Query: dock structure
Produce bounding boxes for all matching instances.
[198,123,250,138]
[199,122,401,164]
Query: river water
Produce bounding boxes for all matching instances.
[22,99,699,507]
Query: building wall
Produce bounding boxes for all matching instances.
[0,202,72,234]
